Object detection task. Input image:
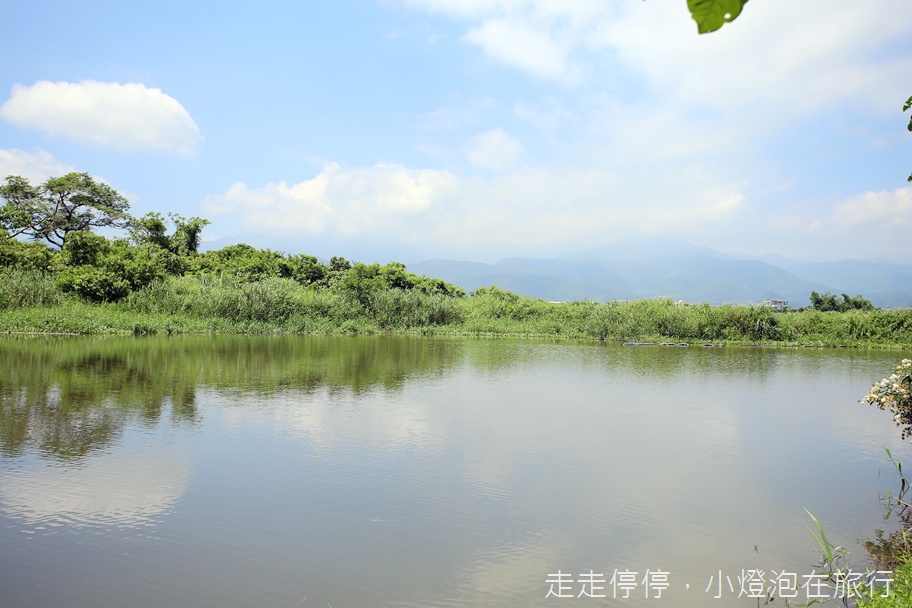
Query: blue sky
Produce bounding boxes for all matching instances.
[1,0,911,263]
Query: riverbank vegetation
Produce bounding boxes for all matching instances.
[2,172,911,345]
[2,257,911,346]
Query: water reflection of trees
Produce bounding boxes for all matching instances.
[461,339,880,382]
[2,335,885,461]
[0,335,462,460]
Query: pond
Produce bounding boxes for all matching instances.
[0,335,907,607]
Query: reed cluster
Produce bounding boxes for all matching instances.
[2,269,911,346]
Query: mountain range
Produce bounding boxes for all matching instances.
[407,239,912,308]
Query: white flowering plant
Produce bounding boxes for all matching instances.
[863,359,912,440]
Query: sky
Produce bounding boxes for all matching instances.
[1,0,911,264]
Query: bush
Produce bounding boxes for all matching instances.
[863,359,912,439]
[189,244,285,280]
[0,238,59,272]
[56,266,130,302]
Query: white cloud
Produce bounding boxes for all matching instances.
[203,159,755,259]
[203,163,458,239]
[403,0,912,113]
[596,0,912,114]
[719,185,912,261]
[465,128,523,170]
[202,158,912,263]
[463,19,578,83]
[832,186,912,230]
[0,80,202,155]
[0,148,76,182]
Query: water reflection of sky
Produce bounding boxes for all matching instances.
[0,435,192,532]
[0,337,908,607]
[205,344,909,606]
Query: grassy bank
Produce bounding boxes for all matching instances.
[2,271,911,346]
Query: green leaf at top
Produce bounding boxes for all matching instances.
[688,0,749,34]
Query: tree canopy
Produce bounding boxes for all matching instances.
[130,212,211,255]
[0,172,131,248]
[809,291,875,313]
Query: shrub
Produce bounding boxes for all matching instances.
[863,359,912,439]
[56,266,130,302]
[0,238,60,272]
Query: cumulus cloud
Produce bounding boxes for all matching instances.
[0,148,76,182]
[832,186,912,230]
[202,159,755,259]
[465,128,523,170]
[0,81,202,155]
[203,163,458,239]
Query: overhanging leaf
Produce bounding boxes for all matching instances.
[688,0,749,34]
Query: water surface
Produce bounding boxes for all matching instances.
[0,335,906,607]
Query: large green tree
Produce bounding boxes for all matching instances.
[0,172,131,248]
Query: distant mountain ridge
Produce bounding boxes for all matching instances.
[409,240,912,308]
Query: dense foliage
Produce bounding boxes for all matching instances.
[810,291,876,313]
[0,173,131,248]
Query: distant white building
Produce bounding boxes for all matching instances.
[762,298,788,312]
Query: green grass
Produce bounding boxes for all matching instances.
[854,556,912,607]
[2,270,911,346]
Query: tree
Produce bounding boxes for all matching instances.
[130,212,210,255]
[0,176,43,241]
[809,291,875,312]
[129,212,171,250]
[0,172,131,248]
[170,213,210,255]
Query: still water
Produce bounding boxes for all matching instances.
[0,335,907,607]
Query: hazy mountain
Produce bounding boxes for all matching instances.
[410,247,912,307]
[787,260,912,296]
[409,258,632,301]
[562,236,732,262]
